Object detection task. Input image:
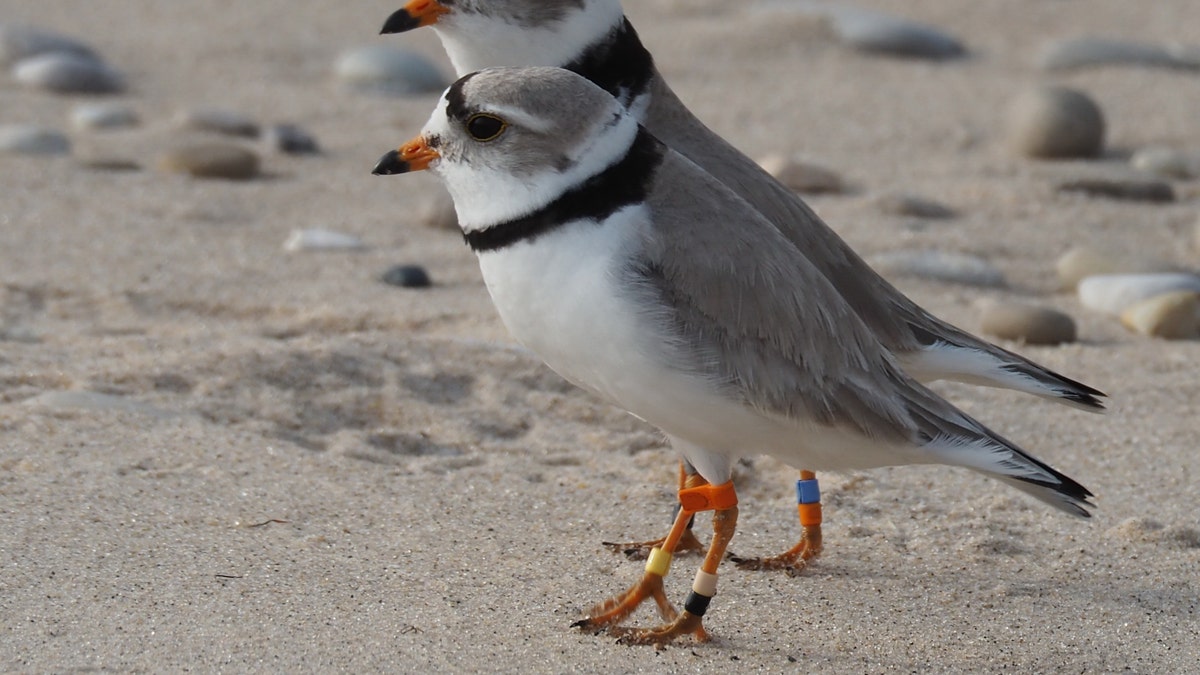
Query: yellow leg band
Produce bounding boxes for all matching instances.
[644,546,672,577]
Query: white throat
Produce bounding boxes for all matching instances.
[434,2,626,75]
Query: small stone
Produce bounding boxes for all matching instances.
[158,144,260,180]
[869,249,1005,287]
[174,108,260,138]
[79,157,141,172]
[1078,273,1200,316]
[874,192,955,219]
[825,8,965,60]
[1007,86,1105,159]
[758,154,845,194]
[1057,177,1175,203]
[0,125,70,155]
[70,102,139,131]
[24,390,171,418]
[262,124,319,154]
[334,46,448,96]
[283,228,366,252]
[1130,147,1200,180]
[13,52,123,94]
[979,302,1077,345]
[417,189,459,230]
[382,264,432,288]
[1039,37,1197,72]
[0,24,97,65]
[1055,246,1175,291]
[1119,291,1200,339]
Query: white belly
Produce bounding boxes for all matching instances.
[474,209,917,478]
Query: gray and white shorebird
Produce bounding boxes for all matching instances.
[379,0,1105,571]
[372,67,1094,645]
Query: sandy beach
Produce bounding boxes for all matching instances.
[3,1,1199,671]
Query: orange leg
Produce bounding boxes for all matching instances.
[580,477,740,648]
[602,461,706,559]
[729,470,823,575]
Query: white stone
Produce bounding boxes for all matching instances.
[869,249,1005,287]
[0,125,70,155]
[1078,273,1200,316]
[0,24,96,65]
[70,102,139,131]
[334,46,447,96]
[1119,291,1200,340]
[283,229,366,252]
[14,51,123,94]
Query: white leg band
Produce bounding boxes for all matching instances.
[692,569,718,596]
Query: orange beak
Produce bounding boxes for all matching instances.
[380,0,450,34]
[372,136,440,175]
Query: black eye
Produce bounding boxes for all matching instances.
[466,113,506,142]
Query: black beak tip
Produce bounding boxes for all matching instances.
[372,150,409,176]
[380,9,420,35]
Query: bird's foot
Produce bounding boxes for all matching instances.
[728,531,822,576]
[609,611,709,648]
[602,528,706,561]
[572,571,676,632]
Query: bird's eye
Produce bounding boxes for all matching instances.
[466,113,507,142]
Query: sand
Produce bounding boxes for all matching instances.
[2,1,1198,672]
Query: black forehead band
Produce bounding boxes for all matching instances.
[445,72,479,123]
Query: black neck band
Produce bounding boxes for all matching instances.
[464,127,664,253]
[564,17,655,108]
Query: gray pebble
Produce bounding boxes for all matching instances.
[13,51,123,94]
[874,192,955,219]
[262,124,319,154]
[1057,177,1175,203]
[0,24,97,65]
[1039,37,1198,72]
[0,125,70,155]
[70,102,139,131]
[79,157,141,172]
[159,144,260,180]
[825,8,965,60]
[174,108,260,138]
[382,264,432,288]
[758,154,846,194]
[979,302,1077,345]
[1130,147,1200,180]
[869,249,1005,287]
[1007,86,1105,159]
[1055,246,1175,291]
[334,45,447,96]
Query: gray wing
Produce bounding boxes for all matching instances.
[623,149,918,444]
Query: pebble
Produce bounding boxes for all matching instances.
[23,390,172,418]
[1130,147,1200,180]
[1077,273,1200,316]
[158,144,260,180]
[70,102,139,131]
[334,46,448,96]
[417,189,459,230]
[758,154,846,194]
[1039,37,1198,72]
[0,24,97,65]
[78,157,141,172]
[868,249,1005,287]
[1007,86,1105,159]
[1119,291,1200,340]
[1057,177,1175,203]
[382,264,432,288]
[262,124,320,155]
[820,7,965,60]
[874,192,955,219]
[979,301,1077,345]
[0,125,71,155]
[283,228,366,252]
[174,108,260,138]
[13,52,124,94]
[1055,246,1175,291]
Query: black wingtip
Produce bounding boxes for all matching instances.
[380,9,420,34]
[372,150,409,176]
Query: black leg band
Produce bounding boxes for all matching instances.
[683,591,712,617]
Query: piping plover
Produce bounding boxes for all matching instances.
[372,67,1093,645]
[380,0,1105,572]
